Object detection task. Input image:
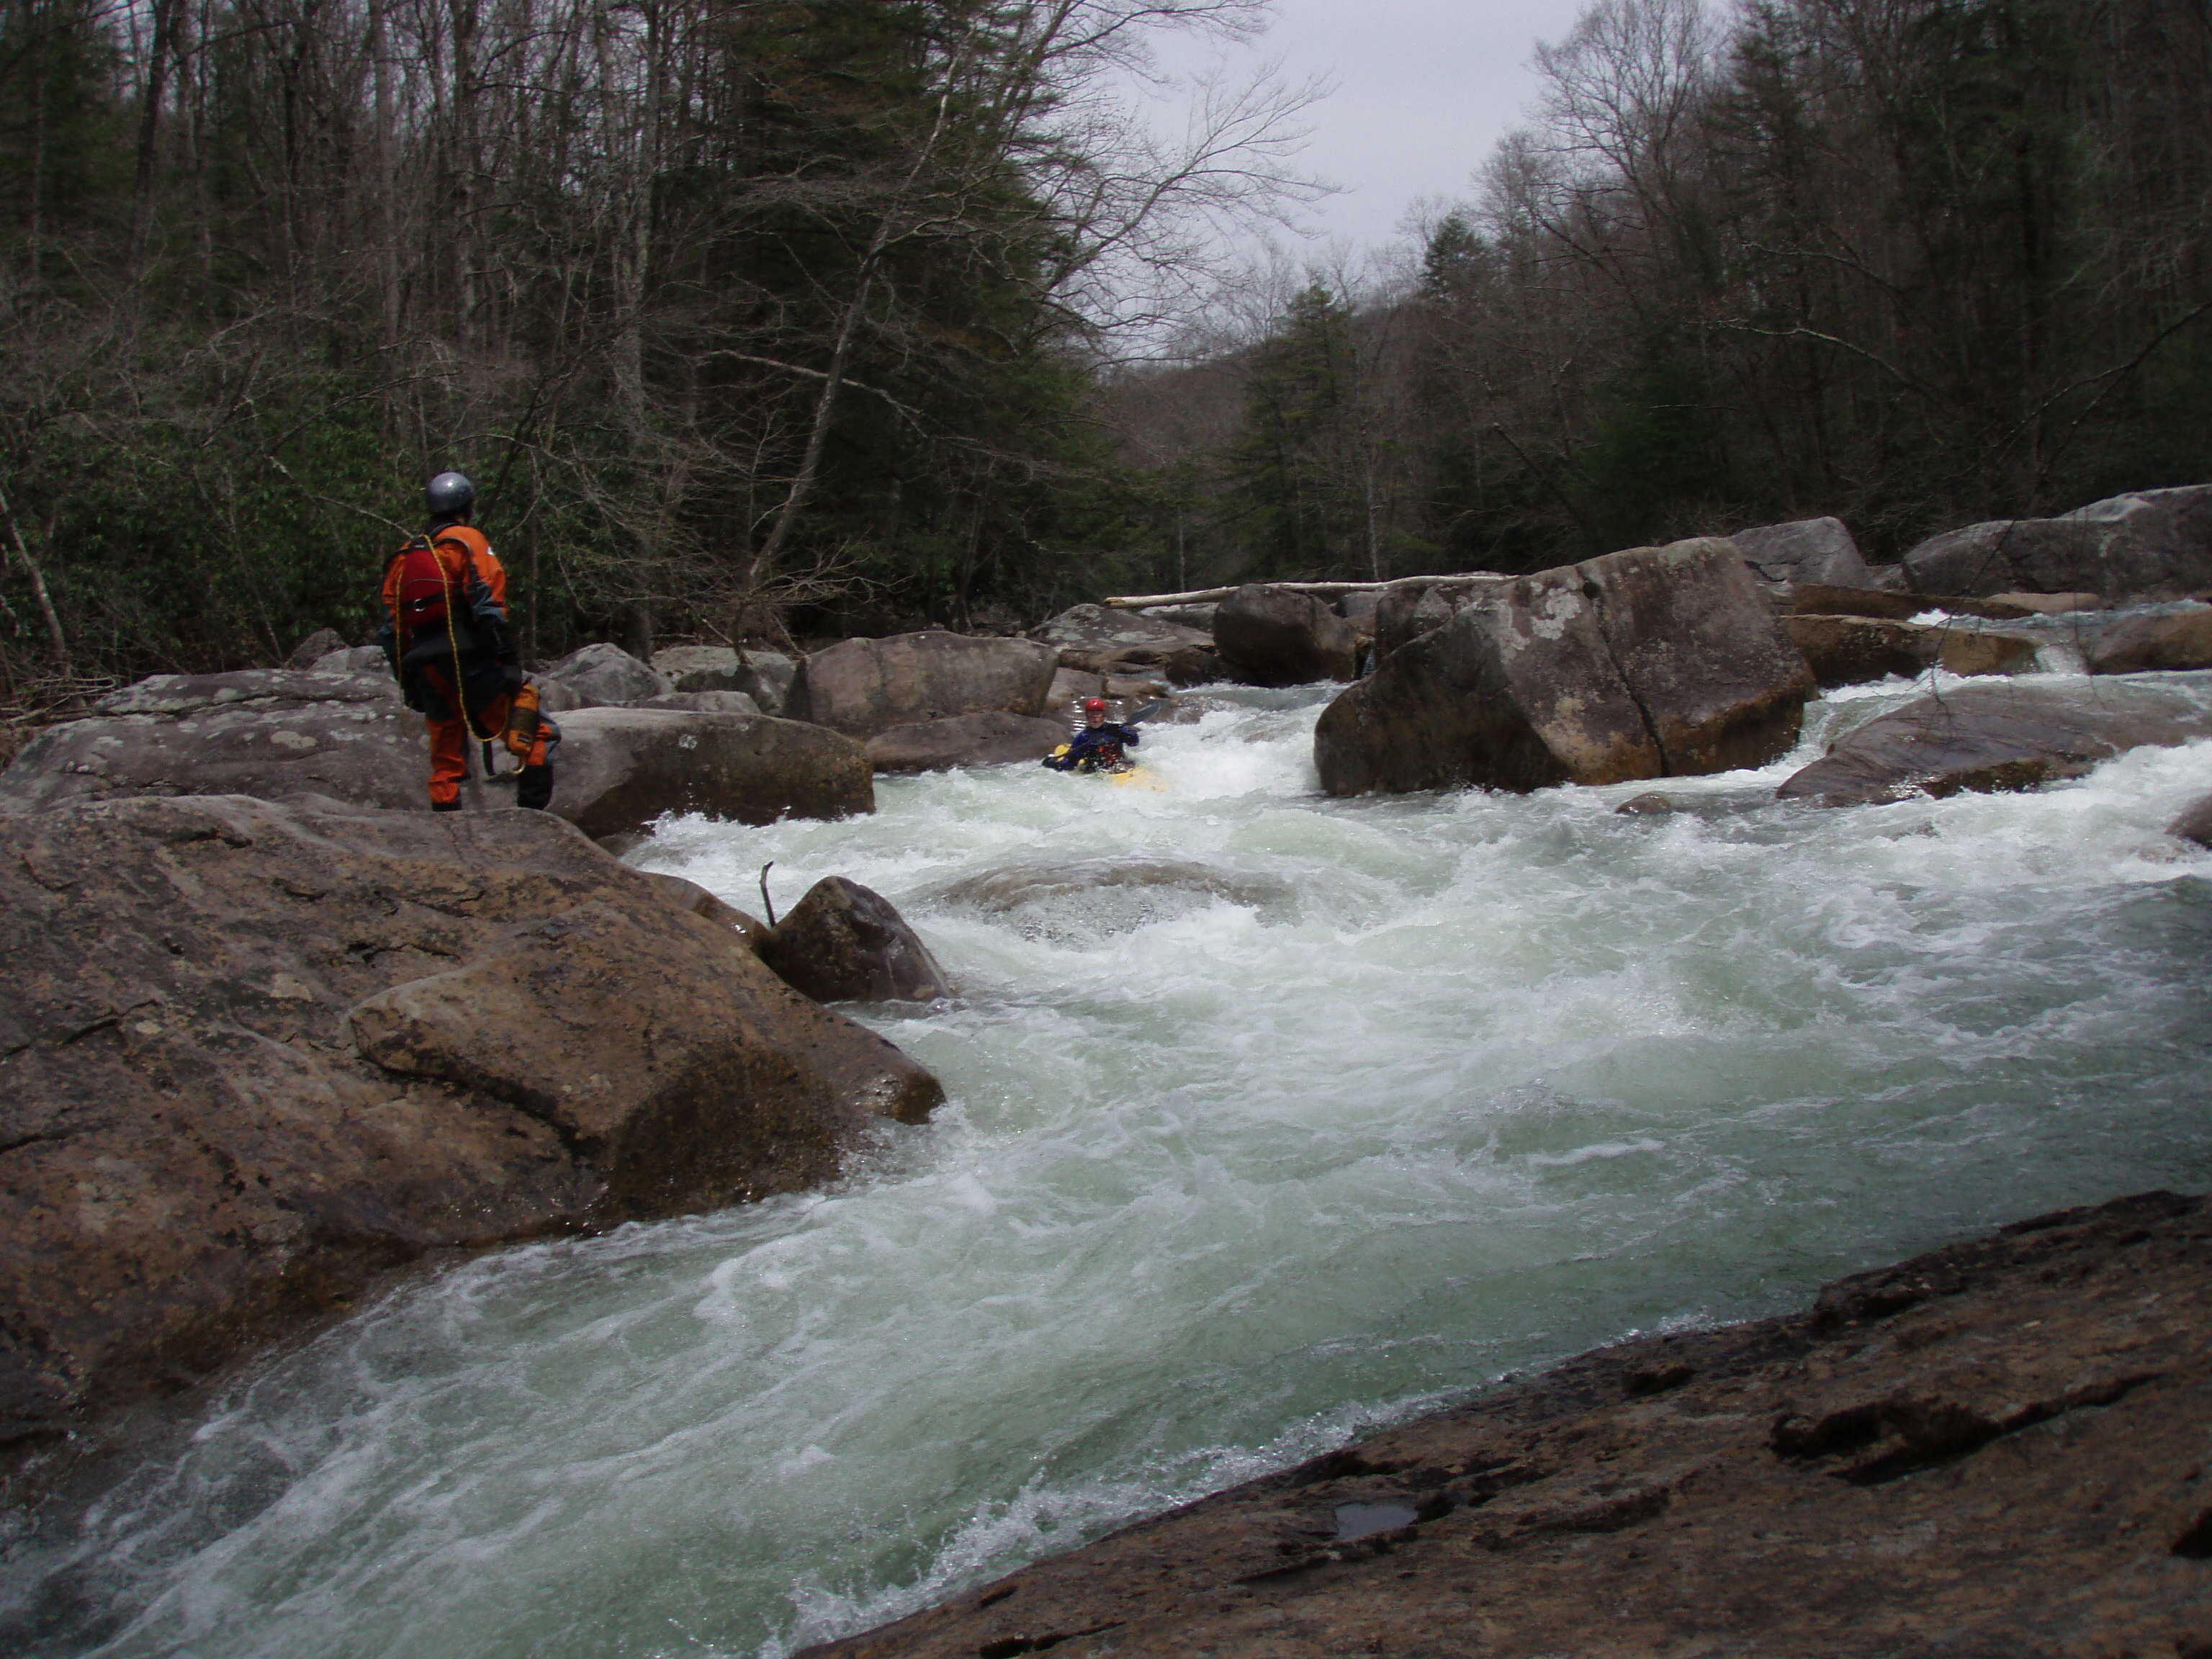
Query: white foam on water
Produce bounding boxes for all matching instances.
[8,678,2212,1659]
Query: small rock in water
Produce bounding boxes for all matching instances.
[928,858,1295,917]
[1616,792,1678,816]
[2169,791,2212,850]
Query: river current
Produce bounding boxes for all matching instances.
[9,669,2212,1658]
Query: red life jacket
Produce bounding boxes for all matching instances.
[393,534,462,632]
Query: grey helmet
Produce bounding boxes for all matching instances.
[425,471,476,521]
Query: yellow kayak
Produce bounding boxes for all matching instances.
[1044,745,1165,791]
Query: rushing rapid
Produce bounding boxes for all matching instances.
[9,670,2212,1659]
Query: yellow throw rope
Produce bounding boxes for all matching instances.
[437,540,500,745]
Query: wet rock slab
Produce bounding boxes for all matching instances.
[1776,680,2212,806]
[864,711,1071,773]
[800,1191,2212,1659]
[0,670,423,814]
[1784,614,2041,687]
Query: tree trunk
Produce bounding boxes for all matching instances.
[621,603,654,663]
[27,4,47,284]
[745,248,880,591]
[128,0,185,283]
[0,481,71,673]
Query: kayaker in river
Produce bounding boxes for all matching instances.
[1044,697,1141,774]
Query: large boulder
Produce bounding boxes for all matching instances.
[646,647,797,714]
[1784,615,2041,688]
[650,644,743,693]
[537,642,671,709]
[1038,606,1220,687]
[0,795,940,1441]
[756,877,948,1003]
[1372,576,1502,662]
[732,650,798,716]
[2085,609,2212,674]
[1775,681,2212,806]
[635,690,763,714]
[2059,483,2212,595]
[1904,487,2212,601]
[284,626,349,667]
[1048,665,1101,709]
[1213,585,1359,686]
[0,670,425,815]
[549,709,872,839]
[1048,667,1171,714]
[1032,603,1212,655]
[1335,590,1382,639]
[784,631,1058,739]
[1054,638,1220,687]
[1730,516,1874,588]
[1902,518,2111,598]
[864,711,1073,774]
[311,645,392,675]
[1317,539,1816,797]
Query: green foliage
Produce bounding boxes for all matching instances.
[1224,283,1363,578]
[0,0,124,244]
[1131,0,2212,585]
[1574,345,1729,550]
[0,0,1179,690]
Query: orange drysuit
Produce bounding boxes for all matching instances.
[377,523,557,810]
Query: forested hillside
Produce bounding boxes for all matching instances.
[0,0,1303,695]
[1116,0,2212,587]
[7,0,2208,696]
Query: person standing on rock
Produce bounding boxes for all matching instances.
[1043,697,1141,773]
[377,471,557,812]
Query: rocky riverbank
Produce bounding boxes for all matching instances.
[0,796,942,1449]
[803,1190,2212,1658]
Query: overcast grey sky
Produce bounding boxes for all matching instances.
[1146,0,1598,256]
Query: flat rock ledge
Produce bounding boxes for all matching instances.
[802,1190,2212,1659]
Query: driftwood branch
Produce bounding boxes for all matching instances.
[1103,575,1501,610]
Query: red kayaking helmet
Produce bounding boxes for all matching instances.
[1083,697,1107,713]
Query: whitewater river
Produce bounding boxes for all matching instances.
[10,670,2212,1658]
